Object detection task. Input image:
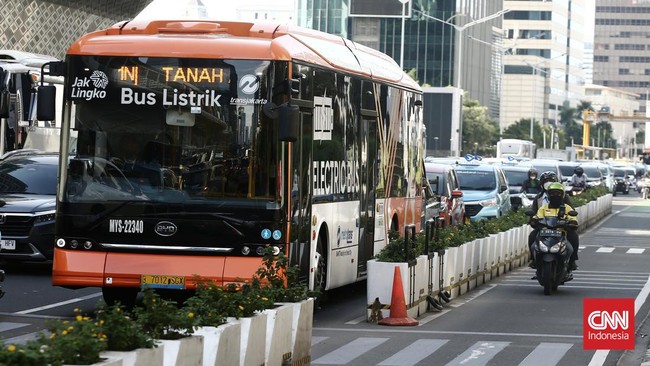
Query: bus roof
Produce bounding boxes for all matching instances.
[67,19,420,91]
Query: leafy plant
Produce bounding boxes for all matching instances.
[94,302,155,351]
[0,341,51,366]
[133,288,197,340]
[39,308,107,365]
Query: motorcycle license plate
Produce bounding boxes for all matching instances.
[540,229,561,237]
[141,274,185,289]
[0,240,15,250]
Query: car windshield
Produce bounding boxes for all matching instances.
[0,159,58,195]
[613,169,626,178]
[580,166,601,180]
[558,164,577,177]
[503,170,528,187]
[455,169,496,191]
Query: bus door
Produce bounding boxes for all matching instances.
[357,116,377,276]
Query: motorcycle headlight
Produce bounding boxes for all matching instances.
[480,198,497,207]
[537,242,549,252]
[549,244,561,253]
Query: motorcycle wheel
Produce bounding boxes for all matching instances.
[542,262,554,296]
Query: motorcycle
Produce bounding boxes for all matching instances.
[640,177,650,200]
[527,209,578,295]
[566,183,586,196]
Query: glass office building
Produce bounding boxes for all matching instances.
[296,0,504,122]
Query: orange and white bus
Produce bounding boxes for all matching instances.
[38,18,425,304]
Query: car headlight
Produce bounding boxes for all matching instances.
[34,210,56,224]
[479,198,497,207]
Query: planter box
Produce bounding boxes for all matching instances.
[88,298,314,366]
[159,336,203,366]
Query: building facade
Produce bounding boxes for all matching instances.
[593,0,650,114]
[0,0,151,60]
[295,0,504,123]
[501,0,587,134]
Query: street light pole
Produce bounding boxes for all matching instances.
[399,0,409,69]
[414,8,511,90]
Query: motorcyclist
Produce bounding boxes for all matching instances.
[528,171,579,270]
[520,168,540,194]
[569,166,588,191]
[530,182,579,271]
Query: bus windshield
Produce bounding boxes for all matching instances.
[63,56,282,207]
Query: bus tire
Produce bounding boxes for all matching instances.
[314,232,328,304]
[102,287,139,308]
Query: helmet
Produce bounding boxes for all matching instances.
[574,166,584,176]
[528,168,538,178]
[547,182,565,197]
[539,171,558,190]
[547,182,565,207]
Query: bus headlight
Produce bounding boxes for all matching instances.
[56,238,66,248]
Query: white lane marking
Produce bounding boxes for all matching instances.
[313,327,583,339]
[344,315,368,325]
[519,342,573,366]
[311,336,328,346]
[378,339,448,366]
[15,293,102,315]
[626,248,645,254]
[588,274,650,366]
[0,322,30,332]
[596,247,615,253]
[311,337,388,364]
[444,341,509,366]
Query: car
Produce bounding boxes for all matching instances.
[557,161,581,185]
[594,162,616,193]
[451,162,511,221]
[521,159,564,183]
[578,163,604,188]
[424,162,466,226]
[612,167,630,195]
[500,165,537,211]
[0,152,58,261]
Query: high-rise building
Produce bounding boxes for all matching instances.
[593,0,650,114]
[295,0,504,123]
[501,0,587,135]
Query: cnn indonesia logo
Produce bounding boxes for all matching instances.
[583,298,635,350]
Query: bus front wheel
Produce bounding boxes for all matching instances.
[314,235,327,293]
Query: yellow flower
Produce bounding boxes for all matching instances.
[49,333,56,339]
[99,320,105,325]
[62,330,68,335]
[238,305,244,311]
[187,312,195,318]
[76,315,83,321]
[6,345,16,352]
[262,297,269,301]
[116,308,121,312]
[83,316,90,321]
[67,326,74,331]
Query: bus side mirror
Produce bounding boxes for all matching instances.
[278,104,299,142]
[37,85,57,121]
[0,90,9,118]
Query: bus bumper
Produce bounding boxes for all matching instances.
[52,249,264,289]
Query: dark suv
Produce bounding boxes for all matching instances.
[0,153,58,261]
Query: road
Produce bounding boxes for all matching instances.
[1,195,649,365]
[311,195,650,366]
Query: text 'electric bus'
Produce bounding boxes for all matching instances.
[38,18,426,305]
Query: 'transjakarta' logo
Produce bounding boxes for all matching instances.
[70,71,109,101]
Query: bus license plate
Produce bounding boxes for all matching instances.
[0,240,16,250]
[141,275,185,289]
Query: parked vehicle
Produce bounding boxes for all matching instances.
[452,162,511,221]
[424,162,466,226]
[527,209,578,295]
[0,152,57,261]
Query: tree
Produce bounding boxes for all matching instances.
[501,118,544,147]
[558,101,583,146]
[462,97,499,156]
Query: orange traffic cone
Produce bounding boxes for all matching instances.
[378,266,419,326]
